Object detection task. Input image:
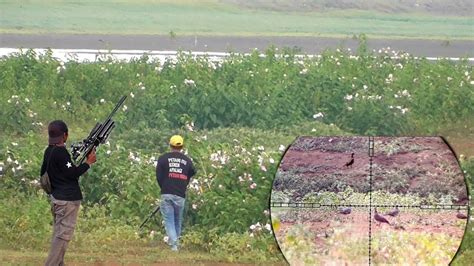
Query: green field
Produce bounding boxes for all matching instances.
[0,0,473,39]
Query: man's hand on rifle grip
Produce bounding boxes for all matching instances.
[86,148,97,166]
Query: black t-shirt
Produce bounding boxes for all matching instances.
[156,151,196,198]
[40,145,90,201]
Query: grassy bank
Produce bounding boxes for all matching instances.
[0,0,472,39]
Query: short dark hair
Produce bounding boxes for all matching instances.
[48,120,68,144]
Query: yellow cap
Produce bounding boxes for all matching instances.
[169,135,184,147]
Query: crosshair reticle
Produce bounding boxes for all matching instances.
[270,136,469,265]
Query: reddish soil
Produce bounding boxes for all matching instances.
[373,137,467,203]
[273,208,467,264]
[275,136,468,204]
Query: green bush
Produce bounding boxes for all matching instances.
[0,44,472,262]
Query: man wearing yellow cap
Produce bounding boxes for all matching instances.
[156,135,196,251]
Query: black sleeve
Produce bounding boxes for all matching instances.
[156,157,165,189]
[54,147,89,180]
[40,149,47,176]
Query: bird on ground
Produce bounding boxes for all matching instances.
[386,207,400,217]
[344,153,355,168]
[374,208,390,225]
[456,210,468,219]
[338,207,351,215]
[393,224,405,230]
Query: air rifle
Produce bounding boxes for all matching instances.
[71,96,127,164]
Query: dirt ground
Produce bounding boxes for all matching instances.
[276,136,468,203]
[273,208,467,265]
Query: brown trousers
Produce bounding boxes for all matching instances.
[45,197,81,266]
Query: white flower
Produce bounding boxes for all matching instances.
[347,106,353,111]
[313,112,324,119]
[184,79,196,86]
[250,224,256,230]
[311,128,317,132]
[140,86,146,90]
[25,98,30,103]
[299,68,308,75]
[130,92,135,98]
[265,223,272,232]
[470,81,474,85]
[249,233,254,237]
[122,105,128,111]
[344,95,353,101]
[257,146,264,151]
[163,236,169,243]
[106,150,111,155]
[260,165,267,172]
[6,157,12,163]
[100,99,105,103]
[279,145,286,152]
[192,204,197,210]
[263,210,269,216]
[269,158,275,164]
[363,85,368,90]
[66,102,70,106]
[11,142,18,146]
[250,183,257,189]
[185,121,195,132]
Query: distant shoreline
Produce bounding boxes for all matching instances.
[1,34,473,58]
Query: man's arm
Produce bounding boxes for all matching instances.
[156,158,164,189]
[40,149,48,176]
[55,147,90,180]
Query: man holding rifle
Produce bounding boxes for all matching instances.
[42,120,96,265]
[156,135,196,251]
